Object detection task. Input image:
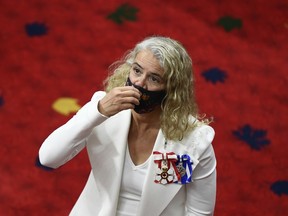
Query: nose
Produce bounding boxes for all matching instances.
[134,76,147,89]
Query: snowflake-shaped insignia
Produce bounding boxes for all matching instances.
[217,16,243,32]
[0,89,4,107]
[201,67,227,84]
[232,124,270,150]
[25,22,48,37]
[107,3,139,24]
[270,180,288,196]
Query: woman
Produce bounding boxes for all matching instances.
[39,36,217,215]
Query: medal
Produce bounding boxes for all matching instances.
[176,162,186,177]
[155,159,174,184]
[175,154,193,184]
[153,152,178,185]
[153,141,194,185]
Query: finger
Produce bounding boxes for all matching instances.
[118,102,136,111]
[107,100,136,115]
[120,96,140,105]
[113,87,141,100]
[118,86,141,95]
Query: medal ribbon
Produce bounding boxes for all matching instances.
[153,151,181,182]
[176,154,193,184]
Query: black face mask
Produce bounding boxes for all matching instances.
[126,77,166,114]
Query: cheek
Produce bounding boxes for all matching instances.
[154,85,166,92]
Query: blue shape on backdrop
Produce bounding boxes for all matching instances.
[35,156,54,171]
[25,22,48,37]
[232,124,270,150]
[202,67,227,84]
[270,180,288,196]
[0,89,4,107]
[0,96,4,107]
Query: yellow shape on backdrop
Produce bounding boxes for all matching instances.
[52,97,81,116]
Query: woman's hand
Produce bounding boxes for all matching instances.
[98,86,141,117]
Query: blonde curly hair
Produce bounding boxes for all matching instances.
[104,36,207,141]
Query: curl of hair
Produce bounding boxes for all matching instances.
[104,36,210,141]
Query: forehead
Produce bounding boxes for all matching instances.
[134,50,164,75]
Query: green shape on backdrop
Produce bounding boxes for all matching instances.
[107,3,139,24]
[217,16,243,32]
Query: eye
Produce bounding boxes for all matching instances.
[133,67,141,74]
[150,75,161,83]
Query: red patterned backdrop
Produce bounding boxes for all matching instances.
[0,0,287,215]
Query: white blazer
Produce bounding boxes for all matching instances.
[39,91,216,216]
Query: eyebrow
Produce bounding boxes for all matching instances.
[132,62,143,69]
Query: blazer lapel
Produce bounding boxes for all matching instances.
[137,131,183,216]
[87,109,132,215]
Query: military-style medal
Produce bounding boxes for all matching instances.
[153,141,194,185]
[153,151,178,185]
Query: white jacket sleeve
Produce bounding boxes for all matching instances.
[186,126,217,216]
[39,91,108,169]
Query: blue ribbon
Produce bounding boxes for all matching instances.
[175,154,193,184]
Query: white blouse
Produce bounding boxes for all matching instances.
[117,147,150,215]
